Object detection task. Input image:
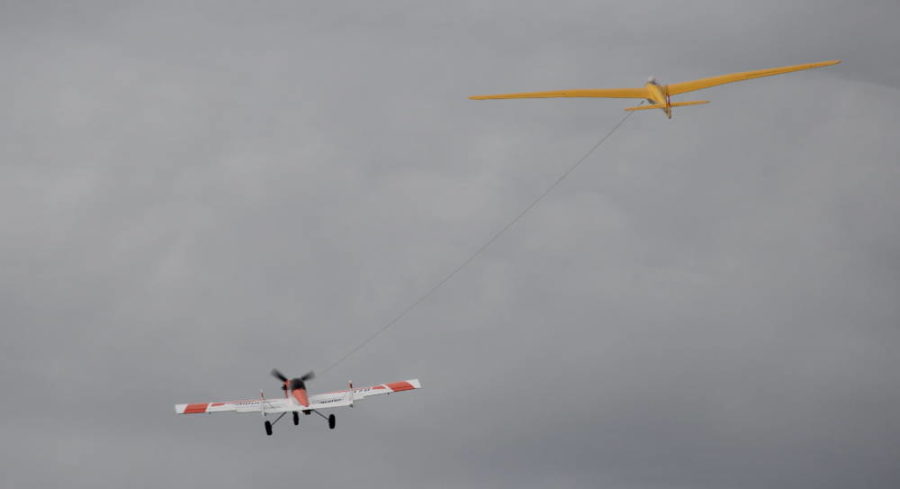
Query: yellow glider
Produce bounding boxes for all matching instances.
[469,60,840,119]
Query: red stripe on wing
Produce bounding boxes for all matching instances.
[183,403,209,414]
[386,381,415,392]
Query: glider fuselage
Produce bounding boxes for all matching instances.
[644,81,672,118]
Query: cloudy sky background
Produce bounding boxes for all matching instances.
[2,1,899,488]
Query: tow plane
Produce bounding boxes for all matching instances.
[469,60,841,118]
[175,369,422,436]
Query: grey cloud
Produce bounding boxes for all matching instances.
[2,1,899,488]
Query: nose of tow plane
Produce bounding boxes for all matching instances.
[292,388,309,407]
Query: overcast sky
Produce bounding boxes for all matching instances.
[2,1,899,488]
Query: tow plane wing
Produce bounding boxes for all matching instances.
[174,379,422,414]
[175,369,422,436]
[469,59,840,118]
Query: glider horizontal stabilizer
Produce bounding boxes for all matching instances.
[624,100,709,111]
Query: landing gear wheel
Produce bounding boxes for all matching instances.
[328,414,336,430]
[293,412,300,426]
[264,420,273,436]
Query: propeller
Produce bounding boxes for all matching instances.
[271,369,315,391]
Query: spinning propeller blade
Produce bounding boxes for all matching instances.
[271,369,288,382]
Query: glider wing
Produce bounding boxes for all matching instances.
[667,60,840,95]
[470,88,648,100]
